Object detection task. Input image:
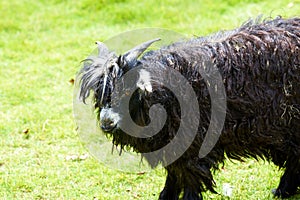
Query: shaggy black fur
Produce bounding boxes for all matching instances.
[79,16,300,199]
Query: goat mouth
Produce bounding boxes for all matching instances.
[101,124,117,133]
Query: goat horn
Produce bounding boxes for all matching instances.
[95,41,110,57]
[123,38,161,63]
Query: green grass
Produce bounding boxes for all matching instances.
[0,0,299,199]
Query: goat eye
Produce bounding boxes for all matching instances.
[109,64,114,71]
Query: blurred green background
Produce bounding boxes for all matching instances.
[0,0,299,199]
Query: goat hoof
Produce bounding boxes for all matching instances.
[271,188,280,197]
[272,188,293,199]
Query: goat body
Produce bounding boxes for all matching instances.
[78,17,300,199]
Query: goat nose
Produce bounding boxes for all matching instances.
[101,119,116,132]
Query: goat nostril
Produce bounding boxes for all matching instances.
[109,121,114,127]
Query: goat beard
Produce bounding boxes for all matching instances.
[103,122,179,153]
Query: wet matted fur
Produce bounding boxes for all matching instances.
[79,16,300,199]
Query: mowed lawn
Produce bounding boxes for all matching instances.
[0,0,299,199]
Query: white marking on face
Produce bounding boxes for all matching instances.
[137,69,152,92]
[100,108,121,125]
[100,74,108,105]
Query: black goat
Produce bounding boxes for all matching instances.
[78,17,300,199]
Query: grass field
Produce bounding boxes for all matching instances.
[0,0,300,199]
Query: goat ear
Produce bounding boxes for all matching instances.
[118,38,161,69]
[95,41,110,57]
